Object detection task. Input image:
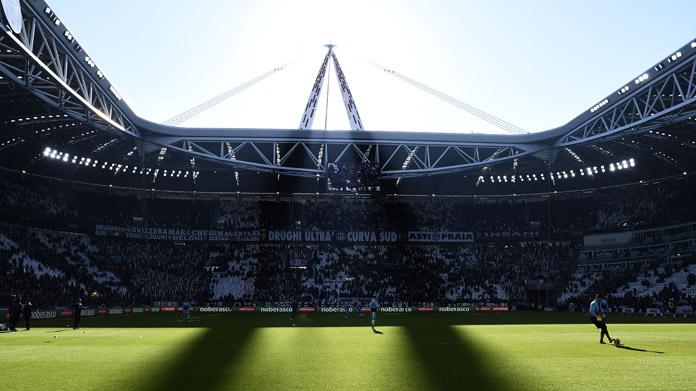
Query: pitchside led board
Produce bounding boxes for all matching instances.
[1,0,23,34]
[327,161,381,193]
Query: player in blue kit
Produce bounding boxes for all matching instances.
[589,294,614,344]
[182,301,190,321]
[369,296,379,332]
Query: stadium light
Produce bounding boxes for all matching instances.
[634,73,649,84]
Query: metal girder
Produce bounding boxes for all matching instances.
[299,48,331,129]
[560,49,696,147]
[298,45,364,131]
[156,139,530,179]
[330,51,363,130]
[0,0,138,137]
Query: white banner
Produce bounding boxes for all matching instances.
[407,231,474,243]
[95,225,260,242]
[267,230,397,243]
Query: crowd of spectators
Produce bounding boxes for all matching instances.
[3,171,696,237]
[558,259,696,312]
[2,170,696,310]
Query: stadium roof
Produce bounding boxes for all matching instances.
[1,0,696,194]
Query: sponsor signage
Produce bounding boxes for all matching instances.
[436,307,473,312]
[257,307,291,313]
[160,306,177,313]
[380,307,413,313]
[621,307,635,314]
[417,307,434,312]
[267,230,397,243]
[198,307,233,313]
[124,308,133,313]
[133,307,144,313]
[476,305,509,312]
[150,307,160,313]
[32,310,58,319]
[318,307,349,313]
[60,309,74,317]
[108,308,124,315]
[98,308,107,315]
[95,225,260,242]
[239,306,256,313]
[81,309,96,317]
[299,307,315,313]
[407,231,474,243]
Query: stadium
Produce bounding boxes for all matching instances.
[2,0,696,390]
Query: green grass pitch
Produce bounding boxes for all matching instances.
[1,312,695,390]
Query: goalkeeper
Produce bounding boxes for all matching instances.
[589,294,614,344]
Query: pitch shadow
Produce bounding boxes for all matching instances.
[137,321,256,391]
[614,345,664,354]
[403,322,526,391]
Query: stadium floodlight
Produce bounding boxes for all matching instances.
[634,73,649,84]
[43,147,51,156]
[610,163,616,172]
[629,158,635,167]
[622,160,629,169]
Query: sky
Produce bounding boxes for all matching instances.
[48,0,696,134]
